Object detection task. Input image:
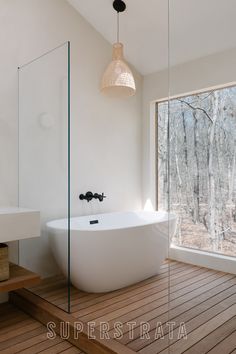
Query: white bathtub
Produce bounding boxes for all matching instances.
[47,211,177,293]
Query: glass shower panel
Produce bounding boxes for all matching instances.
[168,0,236,256]
[167,1,236,352]
[18,42,71,313]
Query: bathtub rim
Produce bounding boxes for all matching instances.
[46,210,176,232]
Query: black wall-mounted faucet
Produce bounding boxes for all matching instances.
[79,191,106,202]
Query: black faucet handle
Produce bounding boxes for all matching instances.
[99,193,106,202]
[79,191,106,202]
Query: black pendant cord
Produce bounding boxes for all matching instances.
[117,12,119,42]
[113,0,126,43]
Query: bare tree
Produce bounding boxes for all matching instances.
[158,86,236,256]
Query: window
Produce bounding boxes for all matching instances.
[157,85,236,257]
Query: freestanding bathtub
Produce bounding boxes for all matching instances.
[47,211,176,293]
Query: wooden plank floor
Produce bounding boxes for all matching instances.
[0,303,85,354]
[28,260,236,353]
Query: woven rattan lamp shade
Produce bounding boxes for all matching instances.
[101,43,136,97]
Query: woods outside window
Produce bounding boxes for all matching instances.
[157,85,236,257]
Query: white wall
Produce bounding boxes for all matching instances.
[142,47,236,208]
[0,0,143,302]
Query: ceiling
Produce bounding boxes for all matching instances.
[67,0,236,75]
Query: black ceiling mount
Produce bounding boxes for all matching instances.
[113,0,126,13]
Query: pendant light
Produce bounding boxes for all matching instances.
[101,0,136,97]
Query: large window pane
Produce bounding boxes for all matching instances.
[158,85,236,256]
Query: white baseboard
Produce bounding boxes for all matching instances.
[169,245,236,274]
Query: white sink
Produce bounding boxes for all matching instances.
[0,207,40,243]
